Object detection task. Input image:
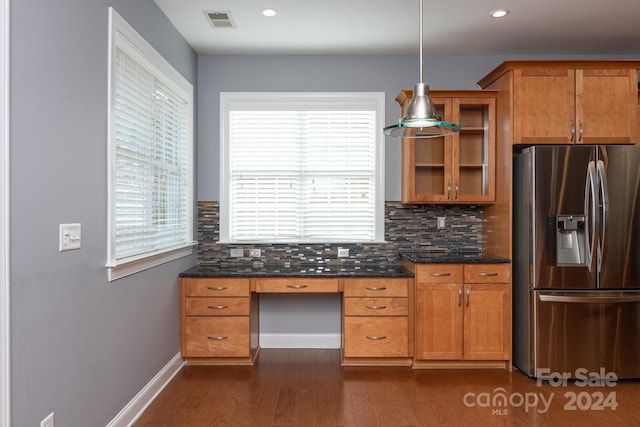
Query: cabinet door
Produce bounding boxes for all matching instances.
[452,98,496,203]
[401,98,454,203]
[513,68,575,144]
[463,284,511,360]
[415,283,463,360]
[577,69,638,144]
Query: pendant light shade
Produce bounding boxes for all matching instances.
[383,0,460,138]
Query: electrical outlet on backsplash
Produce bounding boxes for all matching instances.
[196,201,483,267]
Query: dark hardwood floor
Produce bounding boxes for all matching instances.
[134,349,640,426]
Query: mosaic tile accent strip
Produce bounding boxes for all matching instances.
[196,201,482,268]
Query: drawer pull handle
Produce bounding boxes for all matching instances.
[207,336,228,341]
[476,272,499,277]
[207,286,228,291]
[366,305,388,310]
[366,287,387,291]
[286,285,308,289]
[429,272,451,277]
[458,288,462,307]
[207,305,228,310]
[466,288,471,307]
[366,336,387,341]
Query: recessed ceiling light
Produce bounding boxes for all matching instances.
[262,8,277,17]
[490,9,510,18]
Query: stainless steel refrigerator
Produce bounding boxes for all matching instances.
[513,145,640,379]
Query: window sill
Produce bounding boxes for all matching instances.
[107,242,197,281]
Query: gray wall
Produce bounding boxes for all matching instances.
[10,1,196,425]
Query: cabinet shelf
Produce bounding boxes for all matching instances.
[460,127,486,133]
[416,163,445,168]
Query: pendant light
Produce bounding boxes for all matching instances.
[383,0,460,138]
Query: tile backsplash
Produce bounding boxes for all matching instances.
[197,201,482,268]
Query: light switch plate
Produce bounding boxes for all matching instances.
[41,412,54,427]
[59,223,81,251]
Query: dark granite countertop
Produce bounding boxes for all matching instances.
[400,251,510,264]
[180,252,510,278]
[180,263,414,278]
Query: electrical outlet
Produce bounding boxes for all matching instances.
[437,217,446,230]
[337,247,349,258]
[230,248,244,257]
[41,412,54,427]
[59,223,81,251]
[248,248,261,257]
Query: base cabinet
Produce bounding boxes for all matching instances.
[342,277,413,366]
[180,277,259,365]
[413,263,511,369]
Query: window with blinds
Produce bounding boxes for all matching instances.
[220,93,385,243]
[107,8,194,281]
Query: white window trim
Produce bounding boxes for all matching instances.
[0,0,9,424]
[106,8,195,281]
[219,92,385,244]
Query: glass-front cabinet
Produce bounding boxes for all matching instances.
[397,90,496,204]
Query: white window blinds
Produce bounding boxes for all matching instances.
[220,93,385,243]
[107,8,194,280]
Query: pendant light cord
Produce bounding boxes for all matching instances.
[419,0,423,84]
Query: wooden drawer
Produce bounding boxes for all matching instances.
[182,278,250,297]
[415,264,463,284]
[464,264,511,283]
[255,278,339,293]
[343,297,408,316]
[343,278,409,297]
[343,317,408,358]
[185,297,249,316]
[183,317,249,358]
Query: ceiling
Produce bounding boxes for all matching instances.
[153,0,640,56]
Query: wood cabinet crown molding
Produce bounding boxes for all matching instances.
[477,60,640,89]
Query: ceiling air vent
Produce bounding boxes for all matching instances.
[204,11,235,28]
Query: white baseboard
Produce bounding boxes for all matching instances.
[106,352,183,427]
[260,333,341,349]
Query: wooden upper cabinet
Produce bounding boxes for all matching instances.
[396,90,496,204]
[478,61,640,145]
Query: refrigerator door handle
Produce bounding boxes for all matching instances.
[584,161,597,272]
[596,159,609,273]
[539,294,640,304]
